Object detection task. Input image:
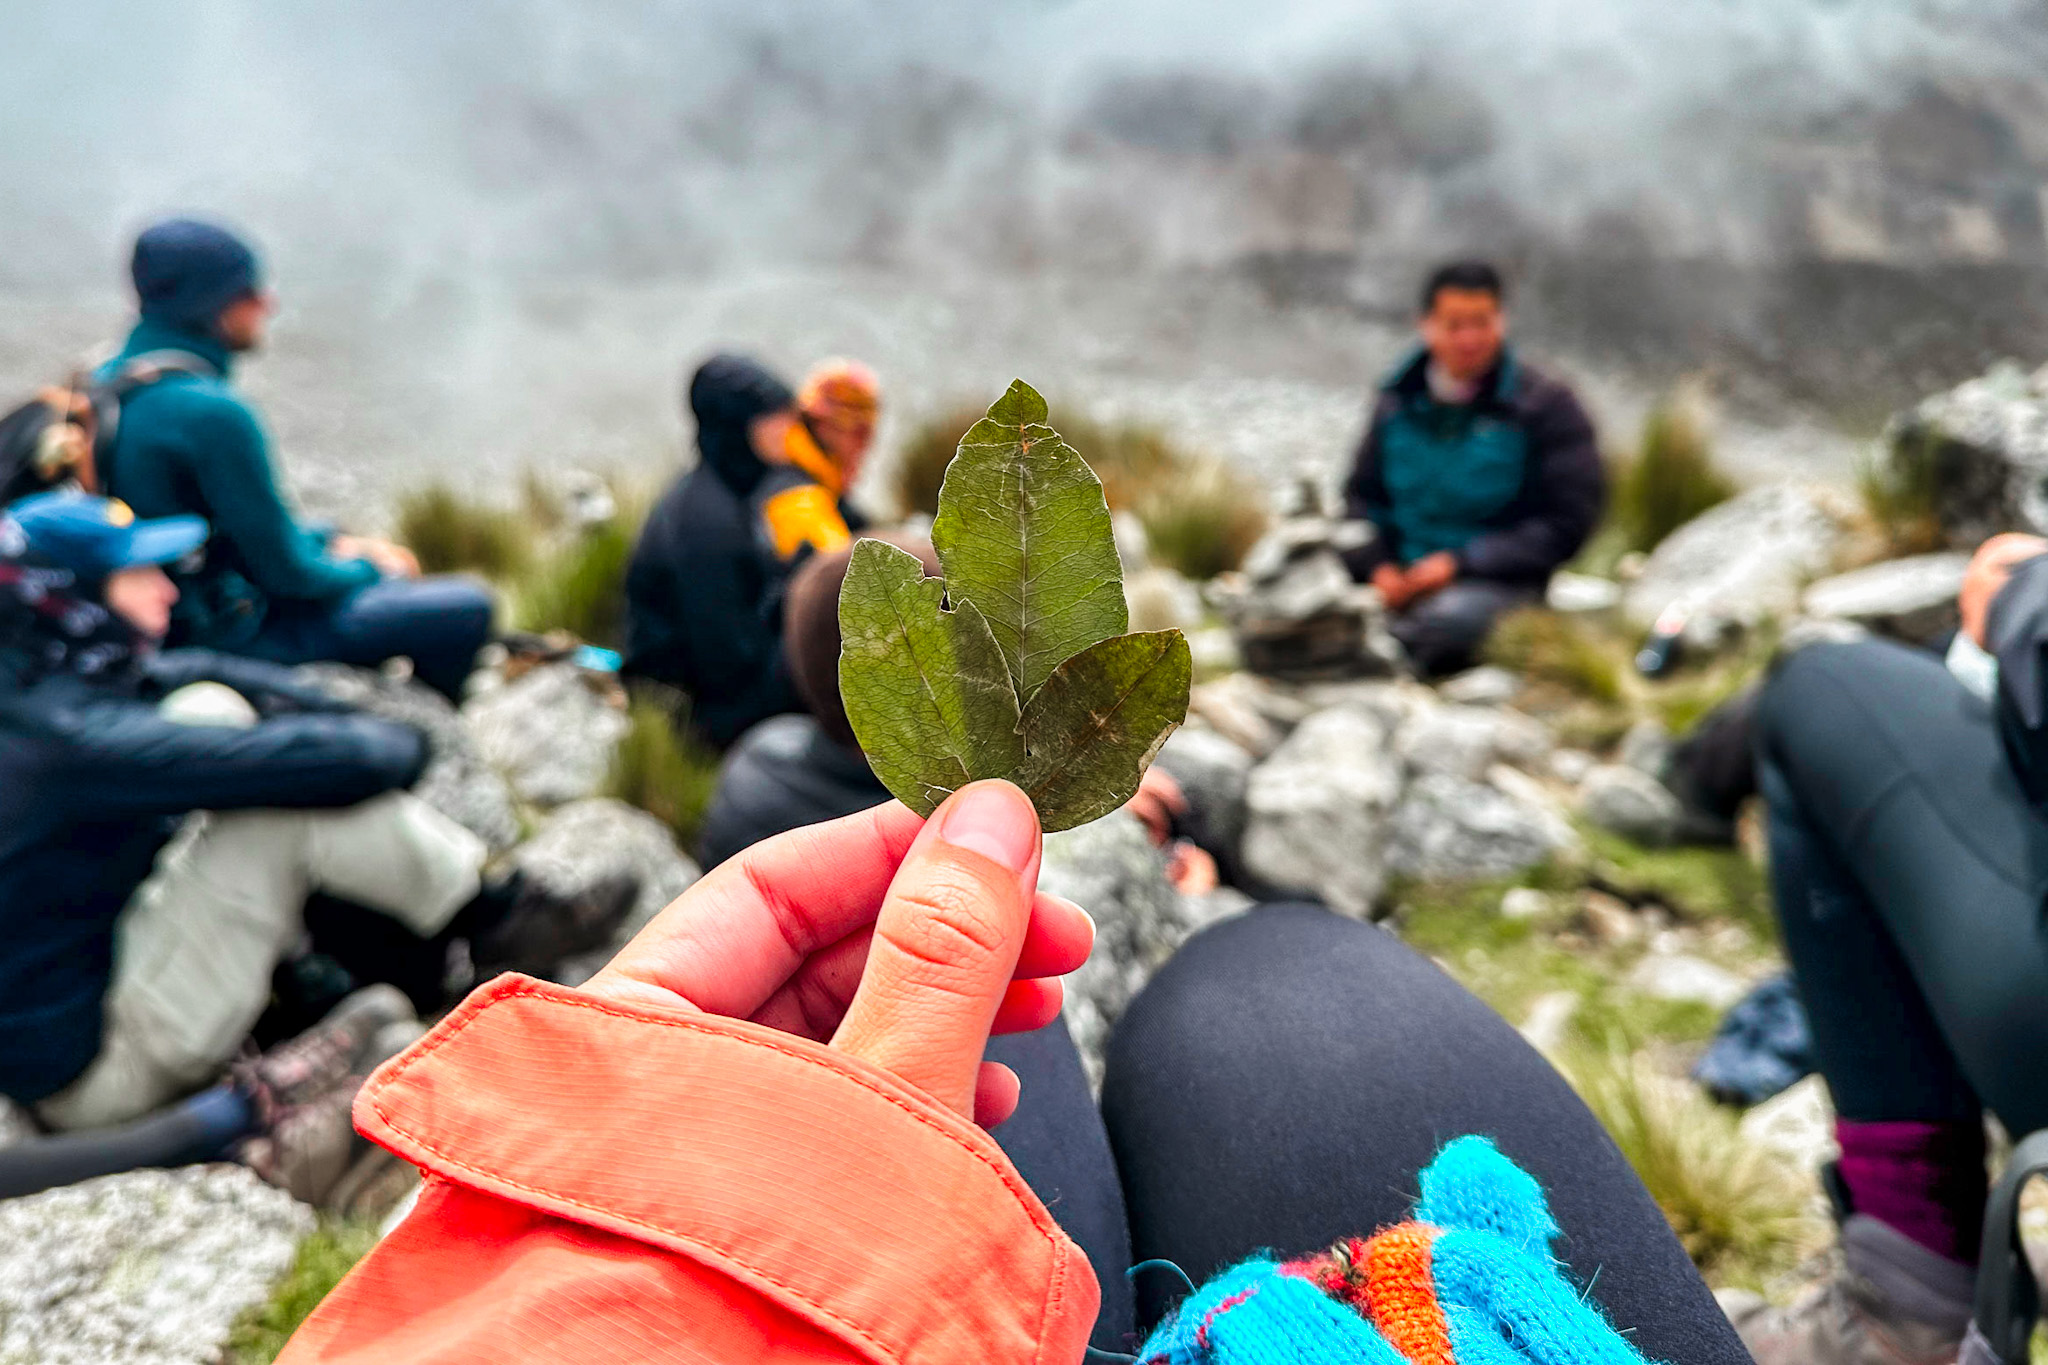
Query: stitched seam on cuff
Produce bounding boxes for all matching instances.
[361,979,1065,1361]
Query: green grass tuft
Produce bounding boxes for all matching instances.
[604,684,724,847]
[1613,395,1737,554]
[225,1218,381,1364]
[510,489,645,649]
[1482,608,1628,706]
[1558,1045,1827,1290]
[1860,424,1948,554]
[394,483,537,580]
[1582,826,1777,942]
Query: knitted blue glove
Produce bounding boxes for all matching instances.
[1134,1137,1658,1365]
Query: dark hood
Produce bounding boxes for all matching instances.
[687,354,794,497]
[0,522,144,689]
[130,219,263,337]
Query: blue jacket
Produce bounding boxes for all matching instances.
[0,650,427,1105]
[1343,348,1604,585]
[96,319,379,648]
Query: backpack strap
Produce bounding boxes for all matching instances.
[89,348,222,466]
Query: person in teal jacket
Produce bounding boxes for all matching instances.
[96,219,492,699]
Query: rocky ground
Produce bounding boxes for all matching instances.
[8,351,2048,1360]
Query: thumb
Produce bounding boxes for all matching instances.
[832,780,1041,1121]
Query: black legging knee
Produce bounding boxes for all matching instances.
[996,903,1750,1363]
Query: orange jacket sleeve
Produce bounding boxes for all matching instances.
[277,974,1099,1365]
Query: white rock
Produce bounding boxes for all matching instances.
[1624,484,1848,645]
[1548,749,1596,785]
[1500,887,1554,920]
[463,662,630,808]
[0,1098,34,1152]
[1397,703,1554,781]
[1581,890,1642,946]
[298,664,520,852]
[1628,951,1749,1008]
[1579,763,1683,845]
[1547,571,1623,614]
[1438,665,1522,707]
[1618,719,1673,775]
[1520,991,1581,1054]
[1112,511,1153,574]
[1801,553,1970,643]
[1242,707,1403,916]
[1739,1074,1838,1169]
[1187,625,1242,675]
[1188,671,1309,758]
[1384,771,1576,881]
[1126,566,1206,634]
[0,1165,313,1365]
[1041,812,1213,1080]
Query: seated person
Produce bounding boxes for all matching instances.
[271,784,1748,1364]
[1729,531,2048,1364]
[1342,261,1604,677]
[0,493,628,1204]
[97,219,492,700]
[622,355,876,750]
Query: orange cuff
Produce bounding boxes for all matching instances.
[327,975,1096,1364]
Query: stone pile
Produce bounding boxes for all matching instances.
[1211,516,1402,679]
[1886,359,2048,548]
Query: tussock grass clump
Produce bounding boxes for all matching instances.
[1483,608,1627,706]
[512,517,638,650]
[226,1218,380,1363]
[1584,827,1776,942]
[1859,426,1947,554]
[395,483,536,580]
[1560,1046,1826,1289]
[891,404,1267,579]
[604,684,723,846]
[1613,396,1737,555]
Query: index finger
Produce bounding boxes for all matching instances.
[586,799,927,1018]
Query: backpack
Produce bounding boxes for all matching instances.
[0,350,219,507]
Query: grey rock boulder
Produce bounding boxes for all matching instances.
[1579,763,1684,845]
[463,663,631,808]
[1437,665,1522,707]
[0,1165,313,1365]
[1396,701,1554,781]
[507,798,702,985]
[1040,812,1227,1080]
[1884,359,2048,548]
[1385,771,1576,881]
[297,664,520,852]
[1242,707,1403,916]
[1624,485,1848,646]
[1802,553,1970,644]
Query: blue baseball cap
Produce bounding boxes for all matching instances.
[2,492,208,578]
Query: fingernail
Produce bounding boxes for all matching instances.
[938,782,1039,873]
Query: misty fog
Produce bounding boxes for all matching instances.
[5,0,2048,519]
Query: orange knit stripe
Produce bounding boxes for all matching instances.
[1359,1223,1455,1365]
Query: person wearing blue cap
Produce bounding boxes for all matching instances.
[0,493,632,1204]
[94,218,493,700]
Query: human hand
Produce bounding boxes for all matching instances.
[1961,532,2048,646]
[582,781,1093,1127]
[1403,551,1458,602]
[1124,765,1187,847]
[1371,562,1413,610]
[333,535,421,579]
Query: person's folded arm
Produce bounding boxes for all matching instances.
[277,787,1100,1365]
[1454,389,1604,583]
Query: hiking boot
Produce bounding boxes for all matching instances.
[237,1018,424,1207]
[233,983,415,1112]
[469,871,641,980]
[1721,1215,1974,1365]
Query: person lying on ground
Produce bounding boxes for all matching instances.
[1727,530,2048,1364]
[622,353,875,749]
[271,779,1748,1364]
[0,493,632,1205]
[94,219,492,700]
[693,534,1218,892]
[1341,260,1604,678]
